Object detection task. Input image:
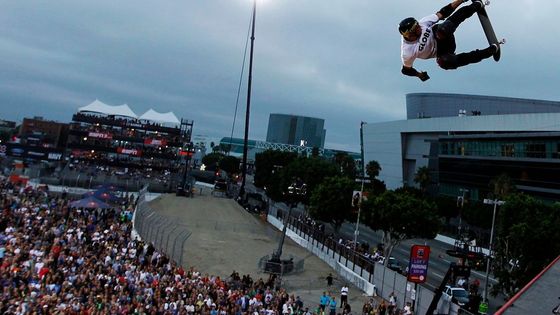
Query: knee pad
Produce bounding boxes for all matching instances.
[437,54,459,70]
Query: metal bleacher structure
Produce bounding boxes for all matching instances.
[61,101,194,193]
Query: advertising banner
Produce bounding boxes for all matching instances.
[88,131,113,139]
[407,245,430,283]
[4,143,63,161]
[117,147,142,156]
[144,138,167,146]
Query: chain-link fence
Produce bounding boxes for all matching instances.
[133,186,191,266]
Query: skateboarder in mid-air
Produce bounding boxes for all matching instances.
[399,0,500,81]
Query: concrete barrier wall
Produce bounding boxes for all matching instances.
[264,213,470,314]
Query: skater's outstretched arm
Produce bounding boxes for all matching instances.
[402,66,430,81]
[437,0,467,19]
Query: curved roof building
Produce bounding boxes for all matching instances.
[406,93,560,119]
[364,93,560,201]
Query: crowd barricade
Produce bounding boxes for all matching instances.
[132,185,191,266]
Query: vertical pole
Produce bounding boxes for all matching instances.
[484,200,498,302]
[275,205,292,259]
[413,283,418,312]
[239,0,257,198]
[354,122,366,249]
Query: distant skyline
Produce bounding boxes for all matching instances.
[1,1,559,152]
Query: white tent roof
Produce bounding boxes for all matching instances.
[139,109,180,124]
[78,99,137,118]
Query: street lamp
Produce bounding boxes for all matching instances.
[353,121,366,249]
[265,179,306,274]
[482,198,505,303]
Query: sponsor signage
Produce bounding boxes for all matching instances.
[4,143,63,161]
[88,132,113,139]
[28,151,46,158]
[117,147,142,156]
[144,138,167,146]
[407,245,430,283]
[10,147,24,156]
[48,152,63,160]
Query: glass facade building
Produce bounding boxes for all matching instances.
[266,114,326,149]
[363,93,560,201]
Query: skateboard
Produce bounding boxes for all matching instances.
[474,0,503,61]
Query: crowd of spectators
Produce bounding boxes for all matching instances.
[66,158,174,185]
[66,112,188,187]
[294,214,386,266]
[73,113,181,132]
[0,178,316,314]
[70,136,180,159]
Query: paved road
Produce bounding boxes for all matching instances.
[335,220,505,313]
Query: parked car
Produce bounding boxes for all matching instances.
[387,257,404,274]
[443,285,470,307]
[377,256,404,274]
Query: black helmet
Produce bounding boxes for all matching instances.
[399,17,418,35]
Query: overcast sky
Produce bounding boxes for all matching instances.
[1,0,558,152]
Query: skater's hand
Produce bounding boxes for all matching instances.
[418,71,430,81]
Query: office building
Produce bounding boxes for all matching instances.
[363,93,560,201]
[266,114,326,148]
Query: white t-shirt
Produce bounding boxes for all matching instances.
[401,14,440,67]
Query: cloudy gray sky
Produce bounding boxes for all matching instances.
[1,0,558,152]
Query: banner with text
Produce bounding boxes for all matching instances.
[407,245,430,283]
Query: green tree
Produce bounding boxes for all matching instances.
[491,193,560,298]
[219,155,240,176]
[362,189,441,262]
[489,173,516,199]
[333,152,357,178]
[364,160,386,195]
[212,143,230,153]
[366,160,381,178]
[280,157,339,205]
[414,166,431,193]
[309,176,356,231]
[311,147,320,157]
[253,150,297,192]
[201,152,225,171]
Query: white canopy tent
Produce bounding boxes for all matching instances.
[78,100,138,118]
[139,109,180,125]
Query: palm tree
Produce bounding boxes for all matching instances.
[490,173,516,199]
[414,166,431,193]
[366,160,382,179]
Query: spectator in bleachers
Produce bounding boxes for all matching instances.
[0,178,304,314]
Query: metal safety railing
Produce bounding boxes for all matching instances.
[133,185,191,266]
[266,203,463,315]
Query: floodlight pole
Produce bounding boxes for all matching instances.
[239,0,257,198]
[353,122,366,249]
